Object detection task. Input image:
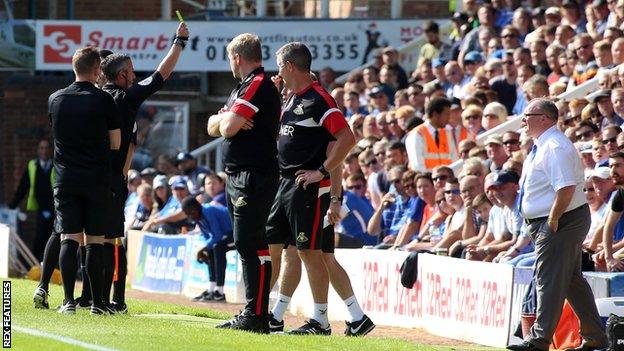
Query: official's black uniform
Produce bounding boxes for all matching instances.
[223,67,280,317]
[49,81,120,234]
[101,71,164,308]
[266,81,348,252]
[102,71,164,238]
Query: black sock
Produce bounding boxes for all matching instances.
[59,239,79,303]
[112,243,128,305]
[85,243,104,307]
[102,243,115,305]
[38,233,60,292]
[79,246,91,301]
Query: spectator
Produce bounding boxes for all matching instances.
[578,141,597,170]
[143,175,190,234]
[523,75,549,102]
[156,154,178,178]
[336,174,376,248]
[594,40,614,70]
[595,90,624,127]
[344,90,368,118]
[576,120,599,142]
[612,38,624,66]
[461,104,485,138]
[444,61,467,99]
[461,5,498,61]
[319,67,336,91]
[126,183,154,231]
[530,40,551,76]
[432,165,454,191]
[450,175,485,257]
[490,50,518,114]
[386,108,405,141]
[379,65,398,96]
[331,87,345,113]
[139,167,157,186]
[430,178,469,251]
[385,141,408,168]
[544,7,562,27]
[368,86,391,114]
[612,89,624,123]
[418,21,452,66]
[407,83,427,115]
[394,89,410,108]
[393,172,437,248]
[562,0,587,33]
[593,0,611,36]
[382,47,408,89]
[572,34,599,86]
[363,66,380,91]
[203,173,226,207]
[404,188,453,251]
[176,152,210,195]
[485,135,510,172]
[603,26,623,44]
[602,125,622,157]
[482,102,507,131]
[483,60,503,81]
[502,131,521,157]
[462,157,488,186]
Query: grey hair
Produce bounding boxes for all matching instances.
[529,97,558,121]
[101,53,131,82]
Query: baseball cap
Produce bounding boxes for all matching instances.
[491,170,520,187]
[452,11,469,23]
[484,174,497,190]
[589,167,611,180]
[464,51,484,64]
[432,58,447,68]
[128,169,141,183]
[450,97,461,110]
[169,175,188,189]
[592,89,611,103]
[153,175,168,189]
[531,7,545,18]
[485,134,503,146]
[140,167,157,177]
[368,85,384,97]
[545,6,561,16]
[576,141,593,154]
[382,46,397,54]
[176,152,194,163]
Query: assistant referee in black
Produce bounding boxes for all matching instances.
[207,33,280,333]
[50,46,121,315]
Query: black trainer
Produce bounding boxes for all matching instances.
[33,287,49,309]
[268,313,284,333]
[75,296,92,309]
[110,302,128,314]
[287,319,331,335]
[90,304,108,315]
[215,311,241,329]
[211,291,226,302]
[193,290,212,302]
[228,310,269,334]
[57,300,76,315]
[344,314,375,337]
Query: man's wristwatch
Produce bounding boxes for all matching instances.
[318,164,329,177]
[330,196,342,204]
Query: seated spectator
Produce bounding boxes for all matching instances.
[602,125,622,157]
[204,173,226,207]
[575,120,598,142]
[482,102,507,131]
[448,175,486,257]
[404,189,449,252]
[597,153,624,272]
[344,90,368,118]
[143,175,191,234]
[385,111,406,141]
[428,178,467,251]
[156,154,178,178]
[124,170,142,220]
[462,157,488,187]
[182,196,233,302]
[458,139,477,160]
[432,165,454,191]
[368,86,391,115]
[367,165,411,247]
[461,104,485,138]
[584,177,607,247]
[485,135,509,173]
[139,167,157,186]
[571,34,599,86]
[382,46,409,89]
[394,89,410,108]
[336,174,376,248]
[594,39,614,70]
[595,90,624,127]
[176,152,211,195]
[502,131,521,157]
[125,183,153,231]
[393,172,437,248]
[577,142,596,171]
[592,138,609,168]
[331,87,345,112]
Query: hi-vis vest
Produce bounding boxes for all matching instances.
[26,159,55,211]
[416,124,453,169]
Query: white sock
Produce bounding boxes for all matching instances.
[312,303,329,328]
[209,282,216,292]
[216,286,224,294]
[271,294,291,322]
[344,295,364,322]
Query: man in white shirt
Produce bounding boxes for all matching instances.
[508,98,607,351]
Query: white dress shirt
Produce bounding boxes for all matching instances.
[405,120,458,172]
[520,126,587,219]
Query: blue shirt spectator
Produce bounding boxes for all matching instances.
[337,190,376,246]
[197,204,233,250]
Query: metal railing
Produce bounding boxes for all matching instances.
[191,136,224,172]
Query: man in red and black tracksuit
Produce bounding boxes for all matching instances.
[265,42,357,335]
[207,33,280,333]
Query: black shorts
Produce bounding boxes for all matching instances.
[266,176,334,252]
[53,186,112,236]
[106,184,128,239]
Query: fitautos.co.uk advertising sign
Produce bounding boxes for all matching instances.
[35,19,448,72]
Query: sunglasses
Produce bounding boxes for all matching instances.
[576,131,594,139]
[432,175,449,182]
[444,189,461,195]
[503,139,519,146]
[583,187,595,192]
[347,184,364,190]
[436,198,446,204]
[602,137,618,145]
[575,44,591,51]
[463,115,481,121]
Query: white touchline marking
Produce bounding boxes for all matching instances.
[13,325,120,351]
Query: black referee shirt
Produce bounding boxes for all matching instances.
[102,72,164,184]
[278,81,349,174]
[222,67,281,172]
[48,81,121,187]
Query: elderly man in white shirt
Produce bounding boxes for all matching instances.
[507,98,607,351]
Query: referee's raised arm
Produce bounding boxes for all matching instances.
[157,22,189,80]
